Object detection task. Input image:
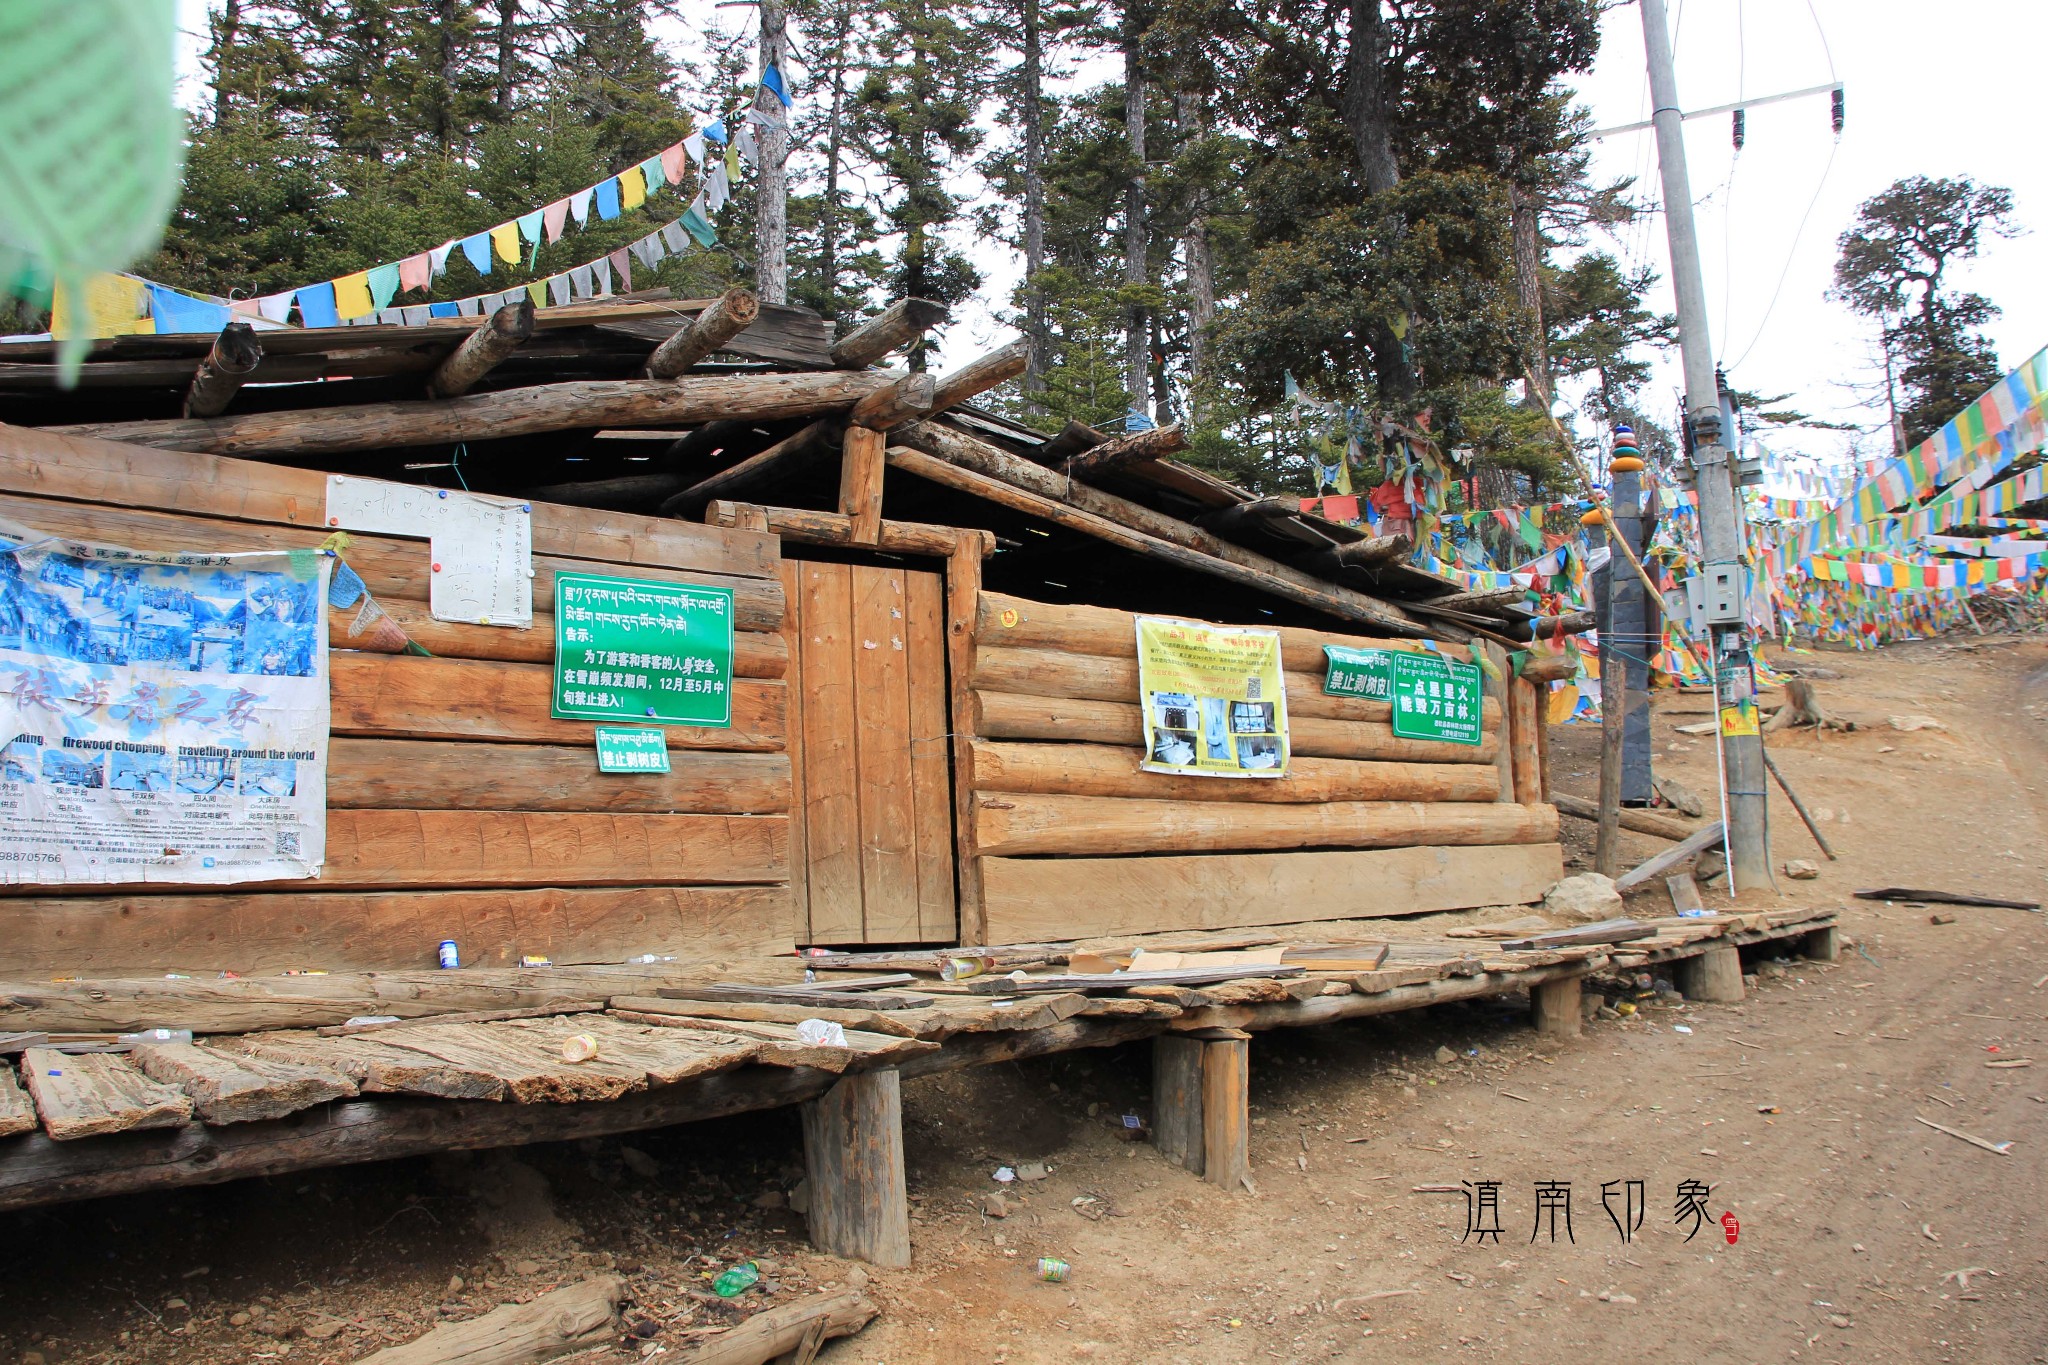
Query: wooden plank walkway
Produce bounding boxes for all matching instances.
[0,908,1837,1215]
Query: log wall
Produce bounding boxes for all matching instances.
[0,426,792,977]
[961,592,1561,943]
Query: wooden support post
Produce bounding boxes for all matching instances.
[661,419,839,518]
[946,533,991,944]
[838,426,887,545]
[1534,677,1552,801]
[1801,925,1840,962]
[1508,678,1544,805]
[1062,423,1188,480]
[1198,1031,1251,1191]
[929,339,1028,414]
[1530,974,1582,1038]
[182,322,263,418]
[1487,643,1514,804]
[800,1070,911,1267]
[830,298,949,368]
[848,371,936,430]
[644,286,760,377]
[426,300,535,399]
[1151,1034,1206,1175]
[1674,943,1746,1003]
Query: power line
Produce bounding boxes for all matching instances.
[1724,133,1842,373]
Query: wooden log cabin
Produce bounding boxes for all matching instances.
[0,289,1577,980]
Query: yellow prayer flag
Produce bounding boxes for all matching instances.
[491,222,521,264]
[619,172,645,212]
[51,273,154,339]
[527,280,547,309]
[332,271,375,321]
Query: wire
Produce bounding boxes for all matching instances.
[1804,0,1837,80]
[1724,134,1842,373]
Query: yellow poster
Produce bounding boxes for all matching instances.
[1719,700,1760,737]
[1135,616,1290,778]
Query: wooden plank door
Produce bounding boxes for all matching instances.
[781,560,956,943]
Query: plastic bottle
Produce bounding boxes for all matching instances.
[118,1028,193,1045]
[712,1262,760,1298]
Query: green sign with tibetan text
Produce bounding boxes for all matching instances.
[553,572,733,727]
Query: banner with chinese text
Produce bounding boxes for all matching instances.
[1135,616,1289,778]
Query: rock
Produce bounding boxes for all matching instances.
[1597,1289,1637,1304]
[1579,992,1601,1019]
[752,1257,780,1274]
[446,1276,464,1295]
[1015,1161,1049,1182]
[1888,715,1944,732]
[1434,1046,1457,1065]
[982,1193,1011,1218]
[1541,872,1623,924]
[253,1315,296,1339]
[1931,912,1957,926]
[164,1298,188,1311]
[22,1353,45,1365]
[303,1319,344,1342]
[228,1312,252,1328]
[1400,1085,1418,1099]
[1597,1006,1621,1020]
[787,1180,810,1215]
[752,1190,786,1209]
[619,1147,660,1179]
[1784,859,1820,880]
[1653,775,1705,818]
[1828,1314,1853,1329]
[511,1260,541,1277]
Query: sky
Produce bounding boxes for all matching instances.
[169,1,2045,466]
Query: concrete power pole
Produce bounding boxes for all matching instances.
[1638,0,1771,890]
[753,0,790,305]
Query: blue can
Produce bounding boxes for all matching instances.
[437,939,460,969]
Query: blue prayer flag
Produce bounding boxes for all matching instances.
[460,234,493,275]
[295,282,341,328]
[146,285,232,334]
[594,178,621,220]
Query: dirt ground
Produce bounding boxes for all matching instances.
[3,634,2045,1365]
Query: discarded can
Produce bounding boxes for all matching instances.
[561,1033,600,1063]
[520,954,552,968]
[712,1262,760,1298]
[941,956,994,982]
[438,940,460,969]
[1036,1257,1070,1283]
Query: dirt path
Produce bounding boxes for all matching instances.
[2,639,2044,1364]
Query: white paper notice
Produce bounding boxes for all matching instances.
[324,476,533,627]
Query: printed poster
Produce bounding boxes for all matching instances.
[0,523,330,885]
[1136,616,1289,778]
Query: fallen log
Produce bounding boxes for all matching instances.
[44,371,889,459]
[1551,792,1702,842]
[669,1291,877,1365]
[356,1275,624,1365]
[1853,888,2040,911]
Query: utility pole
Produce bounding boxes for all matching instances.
[1638,0,1770,891]
[753,0,790,305]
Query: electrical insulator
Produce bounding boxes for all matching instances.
[1732,108,1745,151]
[1831,86,1845,135]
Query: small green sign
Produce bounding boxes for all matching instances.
[553,571,734,727]
[595,726,671,773]
[1323,644,1393,700]
[1389,651,1483,746]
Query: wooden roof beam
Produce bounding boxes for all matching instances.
[1062,422,1187,480]
[885,442,1436,638]
[660,418,841,518]
[830,299,949,369]
[927,340,1028,416]
[1194,496,1304,536]
[182,322,263,419]
[644,287,759,378]
[425,299,534,399]
[848,371,937,430]
[704,500,994,558]
[43,370,890,460]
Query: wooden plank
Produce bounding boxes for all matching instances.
[358,1276,626,1365]
[974,690,1500,764]
[974,795,1558,858]
[318,1003,606,1036]
[0,491,786,628]
[706,500,972,557]
[946,534,990,947]
[780,560,814,939]
[329,598,787,678]
[970,740,1500,804]
[979,843,1564,942]
[1667,873,1707,916]
[606,997,922,1039]
[480,1015,760,1089]
[970,644,1504,728]
[328,740,790,814]
[0,421,784,581]
[653,984,934,1011]
[853,566,920,940]
[609,1012,935,1072]
[838,425,887,544]
[1551,792,1702,841]
[0,1062,38,1137]
[20,1049,193,1139]
[798,563,864,942]
[1614,821,1726,891]
[905,569,957,942]
[1509,678,1544,805]
[801,1071,912,1267]
[330,654,786,752]
[224,1031,512,1100]
[347,1020,653,1103]
[0,811,788,895]
[127,1043,357,1123]
[0,884,794,979]
[977,591,1432,674]
[962,965,1304,995]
